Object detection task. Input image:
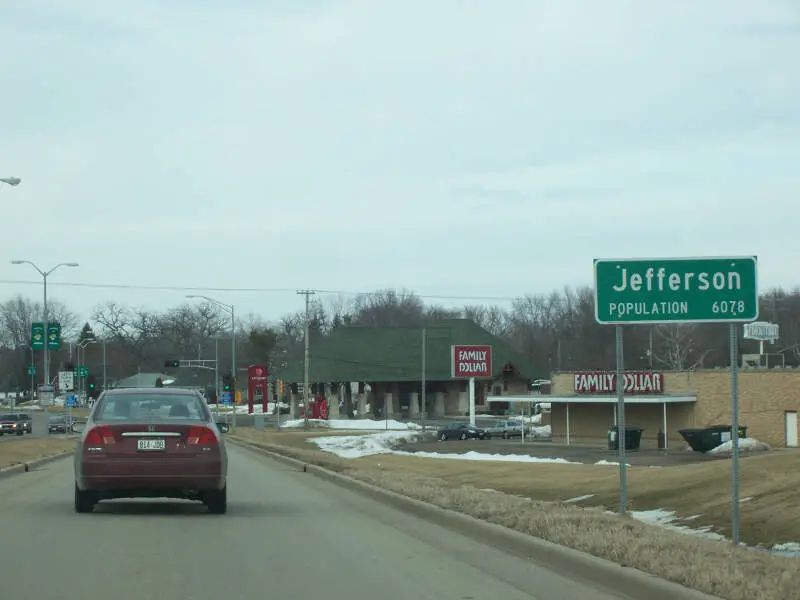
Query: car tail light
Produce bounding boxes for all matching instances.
[187,426,217,445]
[84,425,116,445]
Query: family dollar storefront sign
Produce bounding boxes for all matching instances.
[593,257,759,324]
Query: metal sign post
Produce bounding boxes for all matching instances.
[729,324,741,545]
[615,325,628,514]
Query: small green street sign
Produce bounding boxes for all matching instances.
[31,322,45,350]
[47,323,61,350]
[27,365,36,376]
[73,366,89,378]
[593,256,759,325]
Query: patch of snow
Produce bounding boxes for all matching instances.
[595,460,631,467]
[707,437,771,455]
[630,509,727,542]
[311,431,424,458]
[286,418,423,430]
[564,494,596,503]
[772,542,800,557]
[740,496,754,503]
[399,451,583,464]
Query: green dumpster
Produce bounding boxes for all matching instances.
[678,425,747,453]
[608,427,644,451]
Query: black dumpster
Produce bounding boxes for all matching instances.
[678,425,748,453]
[608,427,644,451]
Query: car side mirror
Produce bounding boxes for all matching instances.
[216,422,230,434]
[71,422,86,434]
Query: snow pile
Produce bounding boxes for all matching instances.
[772,542,800,557]
[283,418,423,431]
[402,450,582,464]
[527,425,551,438]
[312,431,425,458]
[707,437,771,455]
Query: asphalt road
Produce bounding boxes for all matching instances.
[0,445,629,600]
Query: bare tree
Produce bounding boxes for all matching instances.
[159,302,226,357]
[0,294,78,349]
[462,304,510,337]
[91,302,161,364]
[350,289,425,327]
[652,324,711,370]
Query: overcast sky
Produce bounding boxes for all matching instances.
[1,0,798,323]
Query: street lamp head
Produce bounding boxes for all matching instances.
[185,295,200,299]
[0,177,21,186]
[10,260,25,265]
[64,262,79,267]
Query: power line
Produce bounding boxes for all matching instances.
[0,278,520,302]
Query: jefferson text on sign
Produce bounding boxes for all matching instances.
[450,345,492,378]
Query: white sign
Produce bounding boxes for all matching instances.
[58,371,75,392]
[743,321,779,342]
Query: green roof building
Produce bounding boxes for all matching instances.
[274,319,541,418]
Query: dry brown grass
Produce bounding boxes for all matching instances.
[0,438,75,469]
[44,406,89,417]
[233,429,800,600]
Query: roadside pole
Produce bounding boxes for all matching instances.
[730,323,741,545]
[615,325,628,515]
[421,328,426,432]
[468,377,476,426]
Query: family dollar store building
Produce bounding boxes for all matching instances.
[544,368,800,449]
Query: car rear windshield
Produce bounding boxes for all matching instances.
[93,394,210,422]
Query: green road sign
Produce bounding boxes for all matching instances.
[31,322,45,350]
[593,256,759,325]
[73,366,89,378]
[47,323,61,350]
[27,365,36,376]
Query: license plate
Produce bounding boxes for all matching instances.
[137,439,166,451]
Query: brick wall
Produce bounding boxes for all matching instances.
[548,370,800,447]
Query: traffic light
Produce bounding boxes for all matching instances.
[164,360,180,368]
[87,375,99,399]
[222,373,233,392]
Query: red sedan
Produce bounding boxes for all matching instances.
[73,387,229,514]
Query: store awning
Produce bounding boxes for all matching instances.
[487,395,696,405]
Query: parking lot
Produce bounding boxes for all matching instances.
[399,438,731,467]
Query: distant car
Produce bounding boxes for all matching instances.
[0,413,32,436]
[437,423,491,441]
[73,387,229,514]
[49,414,79,434]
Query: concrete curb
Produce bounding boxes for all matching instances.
[0,451,74,480]
[229,437,723,600]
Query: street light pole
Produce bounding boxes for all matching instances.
[186,295,236,431]
[10,261,79,399]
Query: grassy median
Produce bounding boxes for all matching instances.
[232,429,800,600]
[0,438,76,469]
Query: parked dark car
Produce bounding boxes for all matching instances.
[437,422,491,441]
[73,388,229,514]
[0,413,32,436]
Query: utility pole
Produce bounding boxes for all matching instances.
[297,290,316,430]
[421,327,427,431]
